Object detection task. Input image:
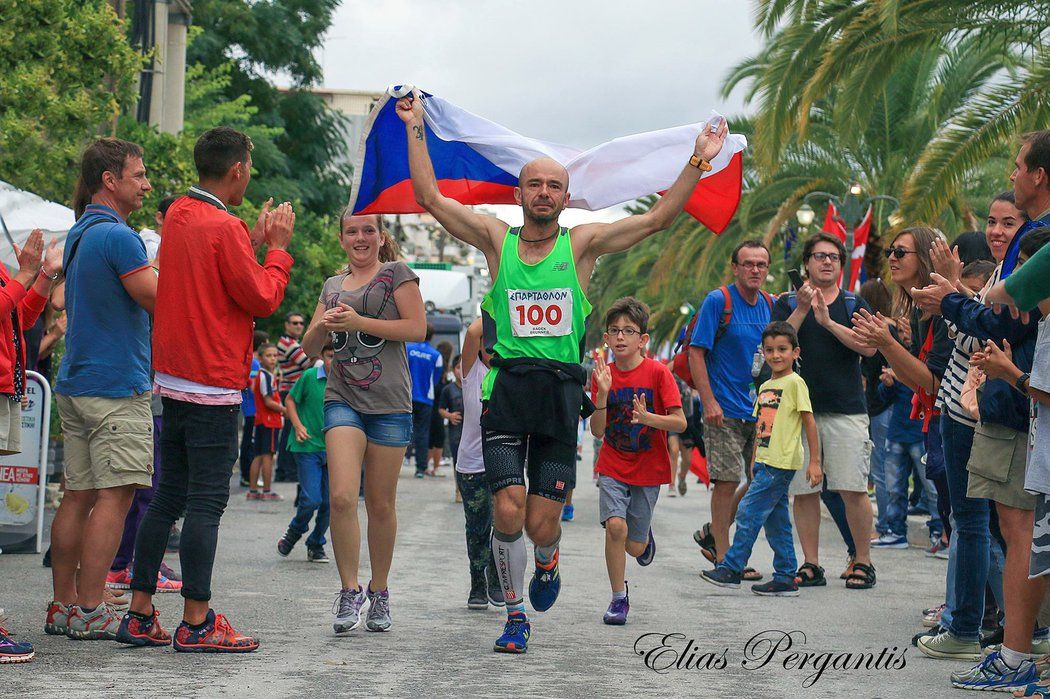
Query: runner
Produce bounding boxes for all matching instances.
[299,212,425,635]
[590,297,685,624]
[397,93,728,653]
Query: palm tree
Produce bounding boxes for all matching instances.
[588,34,1020,348]
[737,0,1049,222]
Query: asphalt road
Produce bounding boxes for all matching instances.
[2,441,973,698]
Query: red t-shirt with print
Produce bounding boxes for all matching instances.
[591,357,682,486]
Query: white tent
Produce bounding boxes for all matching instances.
[0,180,75,271]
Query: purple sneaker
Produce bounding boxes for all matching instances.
[603,584,630,625]
[635,528,656,567]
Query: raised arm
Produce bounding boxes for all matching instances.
[574,119,728,261]
[396,94,506,260]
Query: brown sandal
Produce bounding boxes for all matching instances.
[742,567,763,581]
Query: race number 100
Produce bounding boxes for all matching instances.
[515,304,563,327]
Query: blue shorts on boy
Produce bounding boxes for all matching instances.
[719,372,812,583]
[592,357,681,541]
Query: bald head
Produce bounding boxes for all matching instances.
[516,158,570,225]
[518,158,569,189]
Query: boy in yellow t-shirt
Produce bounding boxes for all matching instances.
[701,321,821,596]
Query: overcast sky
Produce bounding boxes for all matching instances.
[321,1,762,150]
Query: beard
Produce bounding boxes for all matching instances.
[523,202,561,225]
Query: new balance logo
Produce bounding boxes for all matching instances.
[552,262,568,271]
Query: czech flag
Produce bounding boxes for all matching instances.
[347,88,747,234]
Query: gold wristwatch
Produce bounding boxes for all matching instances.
[689,154,713,172]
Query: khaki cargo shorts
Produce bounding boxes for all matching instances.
[790,412,872,495]
[57,392,154,491]
[0,397,22,455]
[967,422,1035,511]
[705,418,757,483]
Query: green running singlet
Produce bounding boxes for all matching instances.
[480,227,592,400]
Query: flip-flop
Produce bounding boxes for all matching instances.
[742,567,763,581]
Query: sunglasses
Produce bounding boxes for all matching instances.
[884,247,918,260]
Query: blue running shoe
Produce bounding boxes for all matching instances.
[636,528,656,567]
[493,611,531,654]
[561,504,574,522]
[700,567,742,588]
[0,625,34,664]
[529,550,561,612]
[951,651,1037,691]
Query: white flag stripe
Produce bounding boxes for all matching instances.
[419,95,747,210]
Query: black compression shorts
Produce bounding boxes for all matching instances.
[482,429,577,503]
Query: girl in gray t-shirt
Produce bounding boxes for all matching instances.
[299,213,426,635]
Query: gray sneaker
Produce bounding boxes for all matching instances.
[366,588,391,632]
[332,587,369,634]
[917,630,981,661]
[67,604,121,640]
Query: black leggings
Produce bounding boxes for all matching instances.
[482,429,577,503]
[132,399,239,602]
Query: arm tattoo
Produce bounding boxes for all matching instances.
[412,125,424,141]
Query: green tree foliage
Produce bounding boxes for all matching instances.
[0,0,141,203]
[735,0,1049,223]
[186,0,351,215]
[589,5,1041,349]
[117,40,346,337]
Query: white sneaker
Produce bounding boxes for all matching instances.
[871,534,909,549]
[332,587,369,634]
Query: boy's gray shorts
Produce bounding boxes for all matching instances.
[598,474,660,543]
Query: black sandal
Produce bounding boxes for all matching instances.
[742,567,764,581]
[845,562,877,589]
[794,562,827,587]
[693,523,717,564]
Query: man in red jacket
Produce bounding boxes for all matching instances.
[117,127,295,653]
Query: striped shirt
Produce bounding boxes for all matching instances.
[936,264,1003,428]
[277,334,311,394]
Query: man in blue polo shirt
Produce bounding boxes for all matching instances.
[407,324,444,478]
[688,240,773,573]
[48,138,158,641]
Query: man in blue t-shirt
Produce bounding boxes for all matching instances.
[687,240,773,571]
[407,324,444,477]
[48,138,159,641]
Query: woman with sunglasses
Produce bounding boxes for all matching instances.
[300,212,426,635]
[853,223,1007,666]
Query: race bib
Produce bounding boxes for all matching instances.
[508,289,573,337]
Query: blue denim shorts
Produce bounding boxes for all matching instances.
[323,401,412,447]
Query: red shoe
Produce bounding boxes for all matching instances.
[173,610,259,653]
[115,607,171,647]
[261,491,283,501]
[106,568,132,589]
[44,601,71,636]
[156,573,182,594]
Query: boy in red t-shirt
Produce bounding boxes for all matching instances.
[590,297,686,625]
[250,342,286,501]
